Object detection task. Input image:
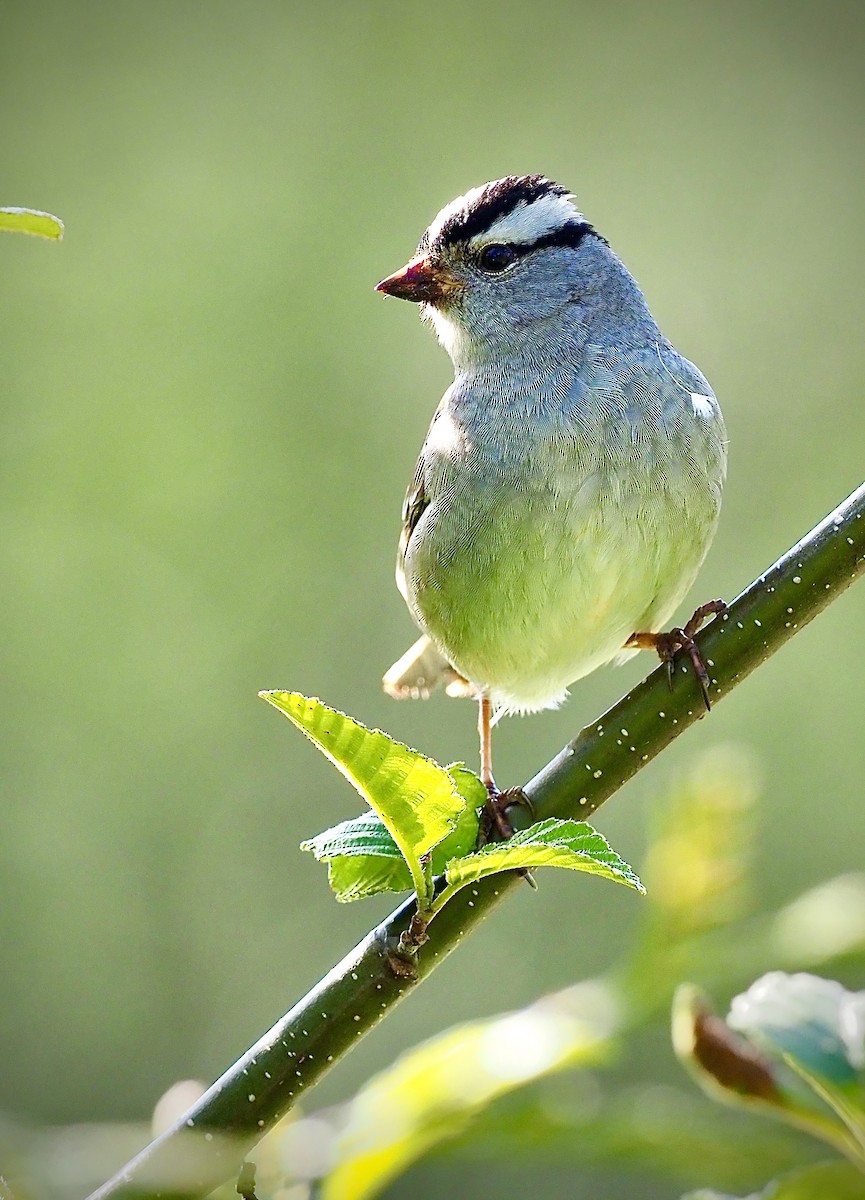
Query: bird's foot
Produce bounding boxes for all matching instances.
[477,785,537,888]
[626,599,727,711]
[479,782,509,842]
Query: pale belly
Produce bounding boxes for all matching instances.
[403,455,722,713]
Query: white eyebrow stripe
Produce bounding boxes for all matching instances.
[468,193,583,247]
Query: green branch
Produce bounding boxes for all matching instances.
[87,481,865,1200]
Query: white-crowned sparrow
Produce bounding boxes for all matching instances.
[377,176,726,798]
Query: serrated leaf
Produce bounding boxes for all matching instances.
[263,692,467,905]
[301,768,483,902]
[302,812,412,902]
[320,980,617,1200]
[327,853,412,903]
[0,207,64,239]
[444,818,644,894]
[302,811,405,863]
[432,765,484,862]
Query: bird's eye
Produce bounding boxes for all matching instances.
[478,243,517,274]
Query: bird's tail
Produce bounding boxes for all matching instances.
[382,635,476,701]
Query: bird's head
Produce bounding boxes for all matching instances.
[376,175,611,366]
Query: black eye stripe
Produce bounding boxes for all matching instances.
[535,221,606,251]
[474,221,606,267]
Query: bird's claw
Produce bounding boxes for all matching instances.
[477,786,536,887]
[628,599,726,711]
[478,785,533,845]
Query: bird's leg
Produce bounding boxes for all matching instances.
[478,695,512,842]
[626,599,726,711]
[476,696,535,849]
[479,694,495,794]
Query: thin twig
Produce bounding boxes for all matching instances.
[87,481,865,1200]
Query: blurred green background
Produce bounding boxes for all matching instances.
[2,1,865,1196]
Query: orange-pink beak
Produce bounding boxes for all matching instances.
[375,255,461,305]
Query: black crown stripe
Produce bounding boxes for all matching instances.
[434,175,569,248]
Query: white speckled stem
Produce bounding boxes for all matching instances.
[88,480,865,1200]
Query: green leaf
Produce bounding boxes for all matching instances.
[302,811,405,863]
[727,973,865,1161]
[682,1161,865,1199]
[727,973,865,1092]
[262,692,468,906]
[0,207,64,239]
[442,764,487,849]
[673,980,865,1167]
[764,1162,865,1198]
[319,980,618,1200]
[327,851,413,904]
[301,767,483,903]
[302,811,412,902]
[444,817,644,893]
[771,873,865,965]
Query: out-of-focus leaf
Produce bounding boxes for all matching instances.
[300,765,482,902]
[728,973,865,1159]
[772,875,865,966]
[444,817,643,893]
[682,1160,865,1198]
[728,973,865,1087]
[643,746,758,938]
[319,980,619,1200]
[262,692,467,905]
[674,984,783,1105]
[674,979,865,1166]
[618,747,761,1022]
[683,1193,743,1199]
[445,1075,812,1193]
[0,207,64,239]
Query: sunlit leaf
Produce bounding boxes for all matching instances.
[262,692,467,905]
[301,767,482,902]
[0,207,64,239]
[444,818,643,893]
[319,980,618,1200]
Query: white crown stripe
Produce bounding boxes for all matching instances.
[424,182,582,249]
[468,193,584,247]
